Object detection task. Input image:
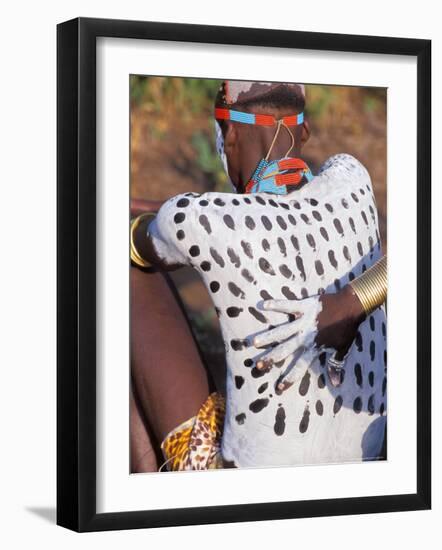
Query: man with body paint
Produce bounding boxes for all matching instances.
[130,81,387,472]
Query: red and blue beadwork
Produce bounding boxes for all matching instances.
[214,107,313,195]
[214,107,304,127]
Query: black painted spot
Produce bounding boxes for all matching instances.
[299,370,311,396]
[288,214,297,226]
[354,363,363,387]
[320,227,329,242]
[315,260,324,276]
[241,268,255,284]
[259,257,276,276]
[174,212,185,224]
[276,216,287,230]
[176,230,185,240]
[319,352,327,367]
[228,282,245,299]
[341,198,349,209]
[349,271,355,281]
[291,235,300,252]
[258,382,269,394]
[292,200,301,209]
[274,406,286,436]
[249,398,270,413]
[268,199,278,208]
[261,215,273,231]
[231,338,249,351]
[325,203,333,213]
[251,366,266,378]
[232,198,240,206]
[243,197,252,204]
[200,261,211,271]
[308,198,319,206]
[384,349,387,366]
[277,238,287,257]
[248,307,267,324]
[301,213,311,225]
[260,290,273,301]
[328,250,338,269]
[318,373,326,388]
[333,395,343,414]
[357,242,364,257]
[296,256,306,280]
[235,413,246,425]
[370,340,376,361]
[382,322,386,338]
[261,238,270,251]
[316,400,324,416]
[355,331,363,352]
[209,247,225,268]
[177,198,190,208]
[368,394,375,415]
[382,376,387,396]
[301,287,309,298]
[280,203,290,210]
[343,245,351,263]
[226,306,243,318]
[189,245,200,257]
[223,214,235,230]
[199,214,212,234]
[306,233,316,250]
[379,403,385,416]
[361,211,369,226]
[279,264,293,279]
[349,217,356,234]
[227,248,241,268]
[235,376,245,389]
[210,281,220,293]
[334,279,341,291]
[241,240,253,259]
[312,210,322,221]
[214,198,225,206]
[255,196,266,205]
[369,316,375,331]
[243,358,253,367]
[199,199,209,207]
[353,396,363,414]
[351,192,359,203]
[333,218,344,236]
[282,286,296,300]
[245,216,256,230]
[299,406,310,433]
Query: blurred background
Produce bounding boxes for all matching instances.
[130,76,387,390]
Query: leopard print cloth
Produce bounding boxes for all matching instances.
[160,392,226,471]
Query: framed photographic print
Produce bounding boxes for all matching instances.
[57,17,431,532]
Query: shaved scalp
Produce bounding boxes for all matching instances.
[215,81,306,114]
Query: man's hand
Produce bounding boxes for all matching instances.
[253,286,365,392]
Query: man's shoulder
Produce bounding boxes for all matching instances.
[317,154,371,184]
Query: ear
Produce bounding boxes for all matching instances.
[223,121,238,156]
[300,119,311,147]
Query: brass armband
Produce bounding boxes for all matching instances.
[130,212,157,269]
[349,255,387,316]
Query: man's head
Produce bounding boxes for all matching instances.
[215,81,310,192]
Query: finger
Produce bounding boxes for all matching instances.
[253,320,300,348]
[256,333,303,370]
[262,299,303,314]
[276,350,316,393]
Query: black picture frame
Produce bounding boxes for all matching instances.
[57,17,431,532]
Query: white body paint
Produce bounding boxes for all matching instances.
[150,154,387,468]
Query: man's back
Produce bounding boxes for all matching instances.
[150,154,387,468]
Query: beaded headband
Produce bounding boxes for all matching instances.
[214,107,304,127]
